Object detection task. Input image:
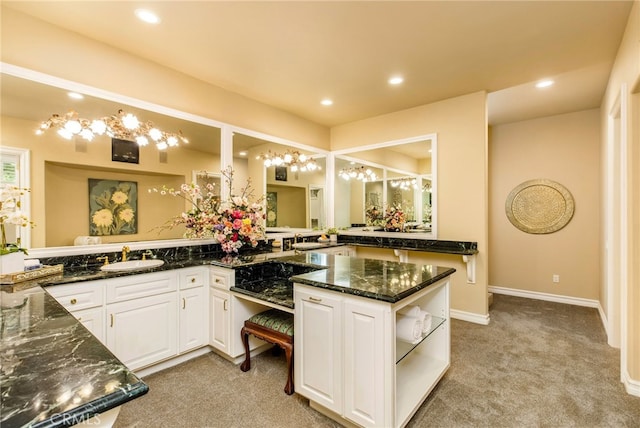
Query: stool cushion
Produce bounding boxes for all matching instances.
[248,309,294,336]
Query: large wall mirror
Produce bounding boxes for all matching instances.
[232,131,327,231]
[333,135,437,238]
[1,66,224,250]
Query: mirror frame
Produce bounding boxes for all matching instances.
[330,133,437,239]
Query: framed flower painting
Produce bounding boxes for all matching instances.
[89,179,138,236]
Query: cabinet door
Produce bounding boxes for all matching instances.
[179,286,207,353]
[72,306,105,344]
[209,287,230,354]
[294,285,343,413]
[106,293,178,370]
[343,298,387,427]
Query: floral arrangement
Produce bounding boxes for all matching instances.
[365,205,384,227]
[0,185,32,255]
[151,167,265,254]
[383,204,405,232]
[213,167,265,254]
[150,181,219,239]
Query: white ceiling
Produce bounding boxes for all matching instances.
[2,1,633,127]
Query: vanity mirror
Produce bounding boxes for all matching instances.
[1,66,224,250]
[332,135,437,238]
[233,131,327,230]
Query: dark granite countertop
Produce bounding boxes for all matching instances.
[283,254,456,303]
[0,287,148,428]
[337,234,478,255]
[231,253,456,305]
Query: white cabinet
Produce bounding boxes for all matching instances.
[45,279,107,343]
[294,277,450,428]
[47,267,212,372]
[294,285,344,414]
[179,268,208,353]
[209,287,230,354]
[106,292,178,370]
[343,298,387,427]
[72,306,106,343]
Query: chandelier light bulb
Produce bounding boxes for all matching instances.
[156,141,168,150]
[136,136,149,146]
[90,120,107,135]
[167,136,178,146]
[64,120,82,134]
[79,129,94,141]
[290,165,298,172]
[57,128,73,140]
[149,128,162,141]
[121,113,139,130]
[284,153,293,163]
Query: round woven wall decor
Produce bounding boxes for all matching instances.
[505,179,574,234]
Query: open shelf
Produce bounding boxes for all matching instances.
[395,316,446,364]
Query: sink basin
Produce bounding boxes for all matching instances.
[100,259,165,272]
[292,242,325,250]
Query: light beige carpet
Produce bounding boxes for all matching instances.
[115,294,640,427]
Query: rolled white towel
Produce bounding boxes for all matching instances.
[398,305,421,318]
[420,311,433,334]
[396,314,423,344]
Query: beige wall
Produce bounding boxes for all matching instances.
[331,92,489,318]
[489,109,601,300]
[265,184,306,228]
[601,0,640,384]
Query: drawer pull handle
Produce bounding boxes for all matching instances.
[110,314,114,327]
[308,296,322,303]
[215,278,221,283]
[70,298,77,305]
[183,298,186,309]
[191,277,196,283]
[224,299,228,311]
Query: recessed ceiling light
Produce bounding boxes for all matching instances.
[321,99,333,106]
[388,76,404,85]
[135,9,161,24]
[67,92,84,100]
[238,151,248,156]
[535,80,554,89]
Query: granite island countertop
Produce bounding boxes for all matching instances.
[0,286,148,428]
[231,253,456,306]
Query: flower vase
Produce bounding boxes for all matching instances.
[0,251,25,275]
[330,234,338,242]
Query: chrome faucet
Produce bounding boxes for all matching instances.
[121,246,130,262]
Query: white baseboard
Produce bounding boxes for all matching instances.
[136,347,211,378]
[450,309,490,325]
[488,285,600,308]
[623,370,640,397]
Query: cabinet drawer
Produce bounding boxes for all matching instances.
[46,280,105,311]
[209,267,233,291]
[106,271,177,303]
[179,268,206,290]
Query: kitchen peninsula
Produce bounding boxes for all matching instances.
[1,242,455,428]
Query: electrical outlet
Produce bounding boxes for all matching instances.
[552,274,560,283]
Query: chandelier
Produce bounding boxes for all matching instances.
[256,150,319,172]
[338,165,378,182]
[36,109,188,150]
[390,177,418,190]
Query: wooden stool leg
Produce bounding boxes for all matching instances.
[240,327,251,372]
[283,342,294,395]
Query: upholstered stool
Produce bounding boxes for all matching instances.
[240,308,294,395]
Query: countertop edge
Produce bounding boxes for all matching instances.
[31,381,148,428]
